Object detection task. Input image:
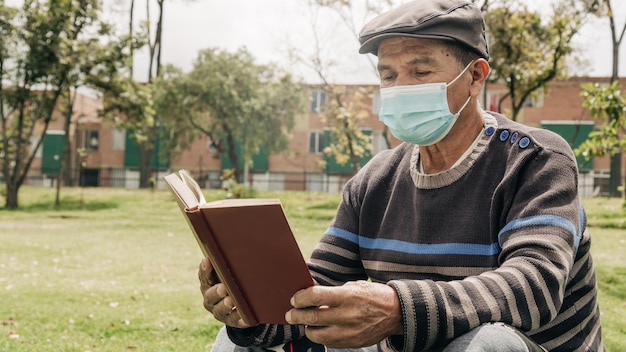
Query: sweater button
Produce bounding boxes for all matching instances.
[485,126,496,136]
[519,137,531,148]
[499,130,510,141]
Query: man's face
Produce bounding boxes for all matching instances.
[377,37,471,114]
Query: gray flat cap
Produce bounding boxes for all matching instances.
[358,0,489,60]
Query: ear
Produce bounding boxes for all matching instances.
[469,59,490,98]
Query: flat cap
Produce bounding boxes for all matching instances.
[358,0,489,60]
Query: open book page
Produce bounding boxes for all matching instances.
[163,172,201,210]
[179,169,206,204]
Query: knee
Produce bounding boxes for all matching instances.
[442,323,541,352]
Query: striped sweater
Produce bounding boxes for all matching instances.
[227,112,604,351]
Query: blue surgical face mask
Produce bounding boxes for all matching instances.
[379,61,473,146]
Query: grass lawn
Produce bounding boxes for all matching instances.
[0,186,624,351]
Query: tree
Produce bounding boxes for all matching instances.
[92,0,164,188]
[583,0,626,197]
[320,85,374,172]
[291,0,396,172]
[300,30,374,172]
[179,48,306,183]
[0,0,103,209]
[102,0,191,188]
[484,0,583,121]
[576,81,626,206]
[150,64,198,166]
[54,20,125,207]
[97,77,158,188]
[144,0,164,82]
[118,0,165,81]
[604,0,626,83]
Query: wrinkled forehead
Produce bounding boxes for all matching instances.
[377,37,450,61]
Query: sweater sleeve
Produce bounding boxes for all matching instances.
[386,149,582,351]
[226,323,306,348]
[307,176,370,286]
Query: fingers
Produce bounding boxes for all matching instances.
[198,258,220,292]
[286,285,352,327]
[198,257,212,277]
[198,258,248,328]
[203,283,228,312]
[197,259,248,328]
[285,303,346,327]
[202,283,250,328]
[290,285,344,309]
[209,287,234,320]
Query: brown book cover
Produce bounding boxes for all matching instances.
[163,170,315,326]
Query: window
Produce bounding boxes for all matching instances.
[371,131,389,154]
[84,130,99,151]
[310,90,326,113]
[112,129,125,151]
[308,131,324,154]
[486,92,499,112]
[31,136,42,158]
[372,89,381,114]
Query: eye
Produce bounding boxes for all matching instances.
[413,70,430,77]
[380,72,396,82]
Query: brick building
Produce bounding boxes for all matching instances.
[27,77,621,195]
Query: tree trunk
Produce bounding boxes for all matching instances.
[146,0,154,83]
[137,143,153,188]
[607,0,624,197]
[4,182,19,209]
[155,0,164,77]
[225,132,241,183]
[509,74,519,121]
[56,87,76,207]
[344,121,360,172]
[129,0,135,78]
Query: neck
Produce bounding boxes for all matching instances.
[419,107,483,174]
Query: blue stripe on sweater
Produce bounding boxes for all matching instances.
[325,226,501,256]
[498,214,579,249]
[576,204,584,249]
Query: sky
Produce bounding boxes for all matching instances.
[118,0,626,84]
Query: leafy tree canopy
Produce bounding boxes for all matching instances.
[179,47,306,181]
[0,0,108,208]
[485,0,583,120]
[577,81,626,159]
[576,81,626,203]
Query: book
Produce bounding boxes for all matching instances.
[163,170,315,326]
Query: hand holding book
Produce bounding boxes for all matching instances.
[199,258,250,328]
[164,170,315,326]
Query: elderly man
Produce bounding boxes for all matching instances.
[200,0,604,351]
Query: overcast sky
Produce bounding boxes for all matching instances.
[119,0,626,84]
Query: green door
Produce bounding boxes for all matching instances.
[42,131,65,175]
[541,121,594,171]
[123,129,169,169]
[221,140,269,172]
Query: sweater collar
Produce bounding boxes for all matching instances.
[410,111,497,189]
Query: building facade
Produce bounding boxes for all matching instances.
[25,78,621,195]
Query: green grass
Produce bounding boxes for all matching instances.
[0,187,624,351]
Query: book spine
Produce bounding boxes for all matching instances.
[185,208,259,326]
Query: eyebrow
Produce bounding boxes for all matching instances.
[377,57,434,72]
